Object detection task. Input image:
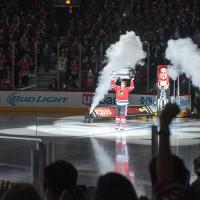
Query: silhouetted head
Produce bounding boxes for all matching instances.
[94,172,138,200]
[43,160,78,199]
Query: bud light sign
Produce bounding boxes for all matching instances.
[7,92,69,106]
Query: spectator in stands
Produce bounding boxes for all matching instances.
[58,51,68,89]
[69,59,79,80]
[43,43,51,72]
[1,0,200,92]
[73,77,80,91]
[2,183,41,200]
[0,48,7,81]
[49,50,57,71]
[19,34,29,54]
[1,65,12,90]
[49,78,58,91]
[43,160,89,200]
[94,172,138,200]
[63,75,79,91]
[17,54,33,87]
[86,69,95,92]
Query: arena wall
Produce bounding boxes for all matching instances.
[0,91,191,116]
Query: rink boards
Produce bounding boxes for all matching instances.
[0,91,191,115]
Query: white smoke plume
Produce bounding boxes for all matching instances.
[90,31,146,113]
[166,38,200,88]
[167,65,180,81]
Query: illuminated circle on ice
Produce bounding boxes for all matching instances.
[23,116,200,145]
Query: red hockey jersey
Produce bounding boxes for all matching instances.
[111,79,134,105]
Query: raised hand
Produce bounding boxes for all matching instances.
[159,103,180,128]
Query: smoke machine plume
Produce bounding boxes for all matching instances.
[166,38,200,88]
[89,31,146,113]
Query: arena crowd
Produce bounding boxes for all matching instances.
[0,1,200,200]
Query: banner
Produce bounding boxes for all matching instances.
[157,65,170,112]
[0,91,85,107]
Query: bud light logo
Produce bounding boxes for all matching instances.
[139,96,157,106]
[7,92,69,106]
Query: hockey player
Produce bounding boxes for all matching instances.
[111,77,135,130]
